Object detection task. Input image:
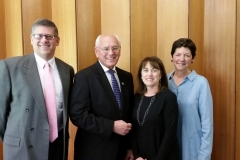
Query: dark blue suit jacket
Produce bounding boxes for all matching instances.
[69,61,134,160]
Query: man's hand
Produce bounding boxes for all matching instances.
[113,120,132,135]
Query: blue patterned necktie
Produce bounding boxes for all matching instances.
[108,69,122,108]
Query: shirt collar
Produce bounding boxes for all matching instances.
[169,70,197,82]
[187,70,197,81]
[98,60,117,73]
[34,53,56,69]
[168,71,175,80]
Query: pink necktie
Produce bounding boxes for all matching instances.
[44,62,58,142]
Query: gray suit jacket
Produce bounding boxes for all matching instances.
[0,53,74,160]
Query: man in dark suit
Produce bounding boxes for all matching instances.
[0,18,74,160]
[69,34,134,160]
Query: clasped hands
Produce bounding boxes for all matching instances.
[113,120,132,135]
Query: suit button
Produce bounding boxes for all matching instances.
[25,109,29,112]
[30,128,34,131]
[28,145,33,148]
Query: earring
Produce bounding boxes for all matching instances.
[171,60,173,62]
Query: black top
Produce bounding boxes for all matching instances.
[132,88,179,160]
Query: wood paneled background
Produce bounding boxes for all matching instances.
[0,0,239,159]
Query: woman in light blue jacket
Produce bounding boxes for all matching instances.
[168,38,213,160]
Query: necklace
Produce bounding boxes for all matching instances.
[137,95,155,126]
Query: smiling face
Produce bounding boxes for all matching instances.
[94,35,121,69]
[141,62,162,89]
[172,47,193,72]
[31,26,59,61]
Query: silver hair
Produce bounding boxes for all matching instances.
[95,34,121,47]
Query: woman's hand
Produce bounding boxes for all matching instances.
[124,150,134,160]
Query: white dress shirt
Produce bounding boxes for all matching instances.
[98,60,121,91]
[34,53,63,131]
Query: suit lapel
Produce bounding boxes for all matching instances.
[94,62,120,111]
[55,58,70,123]
[19,53,48,119]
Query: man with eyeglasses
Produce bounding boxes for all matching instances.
[0,18,74,160]
[69,34,134,160]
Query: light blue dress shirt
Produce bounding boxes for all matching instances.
[168,70,213,160]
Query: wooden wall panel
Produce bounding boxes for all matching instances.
[0,0,6,60]
[236,0,240,159]
[101,0,130,71]
[0,142,2,160]
[157,0,188,73]
[1,1,240,160]
[189,0,204,75]
[52,0,77,70]
[76,0,101,71]
[0,0,7,60]
[22,0,52,54]
[204,0,236,159]
[130,0,157,90]
[51,1,77,159]
[5,0,23,57]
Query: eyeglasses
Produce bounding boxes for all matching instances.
[99,47,121,54]
[32,34,58,40]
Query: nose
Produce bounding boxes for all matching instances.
[147,70,153,76]
[107,49,115,55]
[180,55,185,61]
[40,35,49,42]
